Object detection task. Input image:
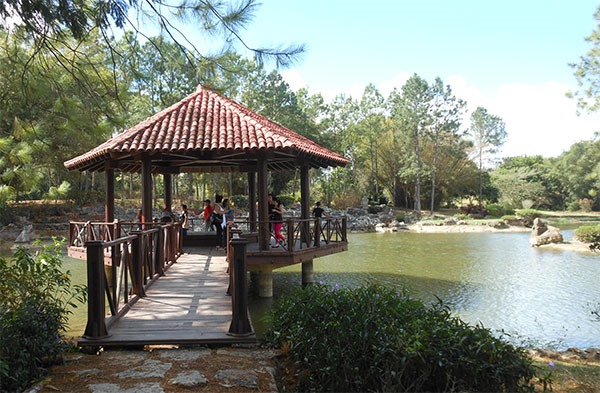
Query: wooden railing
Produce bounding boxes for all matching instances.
[230,216,347,251]
[75,221,183,340]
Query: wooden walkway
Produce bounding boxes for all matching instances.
[78,247,256,347]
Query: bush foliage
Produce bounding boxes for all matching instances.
[0,241,86,392]
[574,224,600,243]
[266,284,546,392]
[486,202,515,218]
[515,208,541,221]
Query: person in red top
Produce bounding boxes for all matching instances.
[203,199,214,231]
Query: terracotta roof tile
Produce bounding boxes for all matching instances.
[64,85,348,172]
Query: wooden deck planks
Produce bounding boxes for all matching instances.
[79,247,256,347]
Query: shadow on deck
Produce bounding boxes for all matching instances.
[78,247,256,347]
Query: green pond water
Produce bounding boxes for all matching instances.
[249,230,600,351]
[53,230,600,350]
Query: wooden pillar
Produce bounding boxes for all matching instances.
[257,157,269,250]
[300,165,310,220]
[83,240,109,340]
[228,237,253,336]
[258,268,273,298]
[300,165,314,286]
[164,173,172,212]
[248,172,256,231]
[105,166,115,223]
[141,156,153,227]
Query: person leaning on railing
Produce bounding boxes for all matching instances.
[271,196,286,248]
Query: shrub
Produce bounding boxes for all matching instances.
[266,284,546,392]
[579,198,594,212]
[459,204,489,218]
[567,200,580,212]
[486,203,515,218]
[395,212,406,222]
[515,208,541,225]
[0,240,87,392]
[454,213,469,220]
[574,225,600,243]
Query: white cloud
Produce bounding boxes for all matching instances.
[283,69,600,159]
[433,77,600,158]
[280,69,307,91]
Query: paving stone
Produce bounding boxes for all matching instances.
[89,382,164,393]
[157,348,211,361]
[71,368,101,376]
[168,370,209,387]
[102,351,148,366]
[215,368,259,389]
[114,359,172,379]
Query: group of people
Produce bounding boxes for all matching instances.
[202,195,235,250]
[155,196,234,248]
[152,195,329,251]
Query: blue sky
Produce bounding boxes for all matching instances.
[233,1,600,158]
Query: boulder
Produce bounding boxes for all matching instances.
[530,218,563,247]
[531,217,547,235]
[488,220,509,229]
[444,217,458,226]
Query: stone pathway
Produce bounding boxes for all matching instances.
[27,345,279,393]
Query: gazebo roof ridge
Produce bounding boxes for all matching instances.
[64,84,348,173]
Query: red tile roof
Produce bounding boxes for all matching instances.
[64,85,348,173]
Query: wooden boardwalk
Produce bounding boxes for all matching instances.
[78,247,256,347]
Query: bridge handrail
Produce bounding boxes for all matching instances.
[79,222,183,340]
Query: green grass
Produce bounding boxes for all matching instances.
[533,359,600,393]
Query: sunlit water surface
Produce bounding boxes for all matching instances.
[53,230,600,349]
[250,230,600,350]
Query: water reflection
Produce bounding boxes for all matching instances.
[251,231,600,350]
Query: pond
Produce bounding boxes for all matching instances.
[249,230,600,351]
[56,229,600,350]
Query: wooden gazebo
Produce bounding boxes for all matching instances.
[65,84,348,296]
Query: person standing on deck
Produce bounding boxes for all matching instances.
[160,204,175,222]
[312,201,329,219]
[203,199,214,231]
[180,204,189,236]
[271,196,286,248]
[213,195,225,250]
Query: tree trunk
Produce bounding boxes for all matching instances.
[414,126,421,215]
[478,147,483,205]
[430,137,438,215]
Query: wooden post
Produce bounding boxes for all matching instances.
[314,217,321,247]
[228,237,253,336]
[227,228,242,295]
[105,166,115,223]
[302,261,314,288]
[257,157,269,250]
[83,240,109,340]
[156,227,165,276]
[248,172,256,232]
[300,165,314,286]
[300,165,310,245]
[258,268,273,297]
[131,233,146,297]
[164,173,172,212]
[141,156,153,228]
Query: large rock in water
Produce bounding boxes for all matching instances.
[530,218,563,247]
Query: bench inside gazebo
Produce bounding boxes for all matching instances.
[65,85,349,346]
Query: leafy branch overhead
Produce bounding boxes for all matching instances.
[0,0,305,87]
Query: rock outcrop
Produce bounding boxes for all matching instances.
[530,217,563,247]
